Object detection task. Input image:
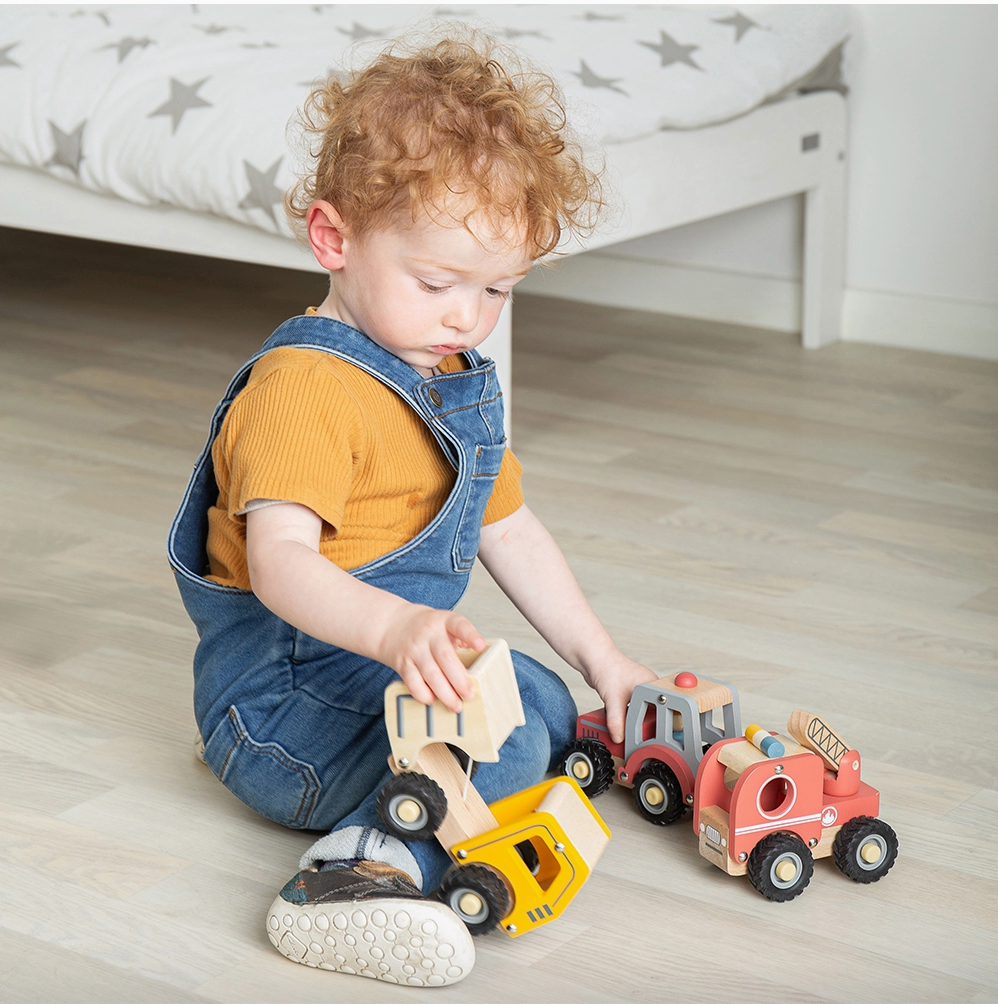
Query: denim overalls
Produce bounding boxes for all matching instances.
[168,314,575,891]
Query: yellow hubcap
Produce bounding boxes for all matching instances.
[458,893,483,917]
[396,799,422,823]
[775,860,798,883]
[645,785,664,806]
[860,841,882,864]
[572,760,591,780]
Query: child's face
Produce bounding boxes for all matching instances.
[318,205,533,376]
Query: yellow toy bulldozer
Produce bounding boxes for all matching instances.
[377,640,610,937]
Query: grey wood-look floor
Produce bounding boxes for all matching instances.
[1,226,995,1004]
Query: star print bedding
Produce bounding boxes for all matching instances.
[0,4,849,239]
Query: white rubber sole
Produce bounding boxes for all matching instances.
[266,894,476,987]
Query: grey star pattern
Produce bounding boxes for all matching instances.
[576,11,624,21]
[46,120,86,175]
[99,36,153,63]
[713,12,761,42]
[501,28,552,42]
[195,24,242,36]
[0,42,20,68]
[148,78,212,134]
[433,7,475,16]
[638,31,703,71]
[297,67,353,88]
[242,42,278,50]
[337,22,389,42]
[71,8,110,25]
[239,158,284,226]
[571,60,627,96]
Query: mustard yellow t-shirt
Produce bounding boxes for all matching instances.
[205,342,522,589]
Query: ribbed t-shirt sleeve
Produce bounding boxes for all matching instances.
[214,361,360,532]
[482,447,524,525]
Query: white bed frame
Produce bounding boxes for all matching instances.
[0,91,845,408]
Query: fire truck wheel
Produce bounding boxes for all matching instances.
[560,739,615,797]
[438,864,511,936]
[833,816,899,883]
[747,832,814,902]
[376,772,447,841]
[633,762,685,825]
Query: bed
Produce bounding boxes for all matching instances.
[0,4,850,402]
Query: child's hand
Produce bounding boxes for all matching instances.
[380,605,486,713]
[584,652,658,745]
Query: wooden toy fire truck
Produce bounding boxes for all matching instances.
[559,671,742,825]
[694,710,898,900]
[376,640,611,936]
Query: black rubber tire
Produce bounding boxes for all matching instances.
[833,816,899,883]
[447,743,479,781]
[559,738,615,797]
[747,832,814,902]
[515,839,540,876]
[438,864,511,936]
[632,761,685,825]
[376,772,447,841]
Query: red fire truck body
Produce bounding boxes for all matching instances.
[694,738,881,878]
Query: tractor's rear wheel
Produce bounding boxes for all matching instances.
[833,816,898,883]
[438,864,510,936]
[632,761,685,825]
[747,832,814,901]
[560,738,615,797]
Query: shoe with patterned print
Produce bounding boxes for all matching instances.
[266,859,475,986]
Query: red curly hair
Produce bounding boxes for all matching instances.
[285,33,602,258]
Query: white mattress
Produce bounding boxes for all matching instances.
[0,4,849,239]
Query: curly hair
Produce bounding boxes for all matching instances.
[285,32,603,259]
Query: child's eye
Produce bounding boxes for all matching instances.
[419,280,448,293]
[486,287,511,301]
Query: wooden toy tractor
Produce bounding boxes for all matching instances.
[376,640,611,937]
[694,710,899,900]
[559,671,742,826]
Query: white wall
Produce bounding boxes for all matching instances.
[522,5,998,360]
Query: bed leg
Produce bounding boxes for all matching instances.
[802,161,846,350]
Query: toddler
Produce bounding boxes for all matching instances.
[168,33,654,987]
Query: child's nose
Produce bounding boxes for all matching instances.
[444,295,480,333]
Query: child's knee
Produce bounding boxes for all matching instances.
[474,703,551,802]
[510,649,577,761]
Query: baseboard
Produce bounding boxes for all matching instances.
[519,252,801,333]
[519,253,998,361]
[841,287,998,361]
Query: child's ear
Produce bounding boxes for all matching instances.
[307,201,349,271]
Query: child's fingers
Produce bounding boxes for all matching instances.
[397,664,437,708]
[603,696,626,746]
[416,652,466,713]
[446,614,486,653]
[432,637,475,704]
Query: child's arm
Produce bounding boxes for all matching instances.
[477,504,656,744]
[245,502,483,712]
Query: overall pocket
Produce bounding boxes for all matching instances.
[203,705,321,829]
[452,442,506,571]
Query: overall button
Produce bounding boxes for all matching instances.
[428,387,443,407]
